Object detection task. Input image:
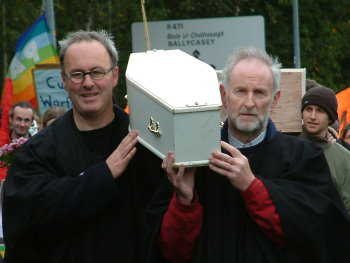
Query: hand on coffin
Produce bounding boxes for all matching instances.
[209,141,255,192]
[106,130,138,179]
[162,151,196,205]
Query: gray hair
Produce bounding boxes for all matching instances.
[222,46,282,94]
[59,30,119,71]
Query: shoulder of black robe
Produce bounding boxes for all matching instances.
[193,132,350,263]
[259,133,350,262]
[3,106,164,263]
[144,119,350,263]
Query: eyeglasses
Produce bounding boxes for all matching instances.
[64,67,114,84]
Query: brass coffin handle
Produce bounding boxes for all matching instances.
[147,117,162,136]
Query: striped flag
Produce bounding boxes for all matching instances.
[5,14,59,108]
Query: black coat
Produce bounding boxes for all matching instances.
[3,106,163,263]
[147,120,350,263]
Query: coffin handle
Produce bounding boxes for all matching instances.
[147,117,162,136]
[186,102,207,107]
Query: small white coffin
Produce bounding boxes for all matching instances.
[126,49,222,167]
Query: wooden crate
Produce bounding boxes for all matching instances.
[271,68,306,133]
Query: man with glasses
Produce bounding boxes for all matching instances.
[2,30,163,263]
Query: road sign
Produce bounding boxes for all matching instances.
[131,16,265,70]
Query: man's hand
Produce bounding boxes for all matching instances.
[326,126,338,143]
[209,141,255,191]
[162,152,196,204]
[106,130,138,179]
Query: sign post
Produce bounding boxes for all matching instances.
[132,16,265,70]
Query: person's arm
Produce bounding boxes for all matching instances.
[241,178,284,246]
[40,162,119,230]
[209,141,284,246]
[4,130,139,237]
[158,192,202,263]
[158,152,202,263]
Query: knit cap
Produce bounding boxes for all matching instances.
[301,86,338,124]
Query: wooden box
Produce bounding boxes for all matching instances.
[271,68,306,133]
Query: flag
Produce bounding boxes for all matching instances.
[0,78,13,181]
[0,78,13,145]
[5,14,59,108]
[336,87,350,134]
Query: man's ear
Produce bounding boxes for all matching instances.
[220,84,227,110]
[112,67,119,87]
[270,89,281,112]
[61,71,68,91]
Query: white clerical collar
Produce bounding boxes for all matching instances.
[228,129,267,149]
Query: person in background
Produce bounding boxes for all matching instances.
[41,106,67,128]
[306,79,350,151]
[340,122,350,146]
[324,114,350,151]
[28,111,41,136]
[152,46,350,263]
[300,85,350,212]
[2,30,162,263]
[0,97,34,261]
[0,101,34,181]
[6,101,34,143]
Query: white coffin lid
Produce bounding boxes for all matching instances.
[126,49,222,113]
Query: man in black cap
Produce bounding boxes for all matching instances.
[301,85,350,212]
[305,79,350,150]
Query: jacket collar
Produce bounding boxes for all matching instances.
[221,118,277,146]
